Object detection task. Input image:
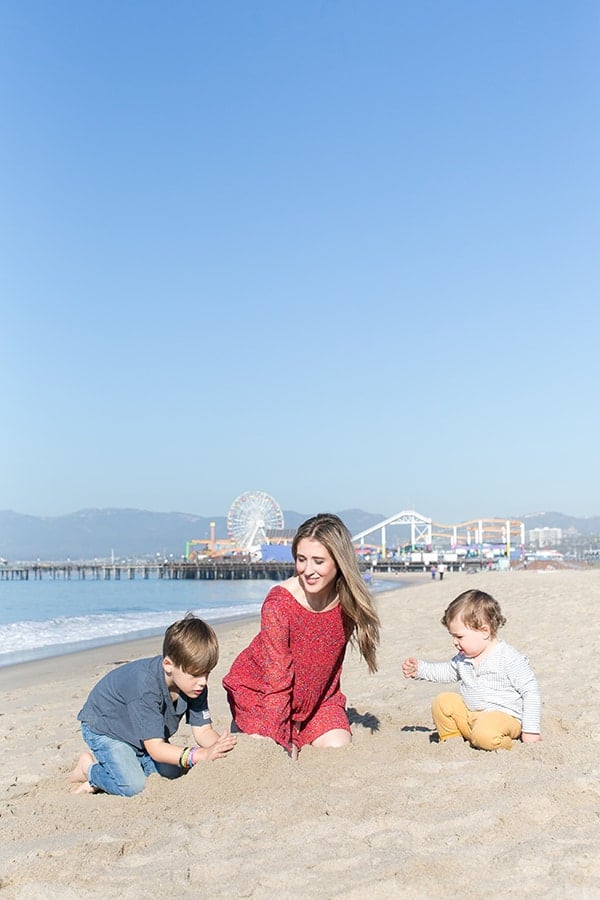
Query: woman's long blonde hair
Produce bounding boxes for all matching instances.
[292,513,380,673]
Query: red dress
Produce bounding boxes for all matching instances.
[222,585,351,751]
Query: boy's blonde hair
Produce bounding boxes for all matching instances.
[163,613,219,675]
[441,589,507,637]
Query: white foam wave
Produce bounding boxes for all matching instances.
[2,604,262,667]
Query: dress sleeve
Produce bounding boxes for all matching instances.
[256,594,295,750]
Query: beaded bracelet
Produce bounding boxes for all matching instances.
[179,746,199,769]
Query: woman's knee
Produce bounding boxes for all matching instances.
[311,728,352,749]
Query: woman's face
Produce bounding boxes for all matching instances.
[295,538,338,599]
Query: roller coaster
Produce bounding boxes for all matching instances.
[352,510,525,558]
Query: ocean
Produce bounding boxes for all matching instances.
[0,575,398,668]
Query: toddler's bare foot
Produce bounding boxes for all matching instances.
[69,751,94,786]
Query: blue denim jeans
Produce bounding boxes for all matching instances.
[81,723,184,796]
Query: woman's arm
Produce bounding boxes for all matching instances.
[254,596,295,749]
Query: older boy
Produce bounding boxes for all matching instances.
[70,614,236,796]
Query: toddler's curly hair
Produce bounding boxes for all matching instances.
[441,589,507,637]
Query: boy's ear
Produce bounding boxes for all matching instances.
[163,656,174,676]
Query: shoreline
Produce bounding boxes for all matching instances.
[0,612,262,691]
[0,575,424,688]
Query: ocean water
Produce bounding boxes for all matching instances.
[0,575,396,668]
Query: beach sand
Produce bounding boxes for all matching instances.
[1,568,600,898]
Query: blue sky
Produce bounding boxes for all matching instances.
[2,1,598,525]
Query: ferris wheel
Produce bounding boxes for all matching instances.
[227,491,285,552]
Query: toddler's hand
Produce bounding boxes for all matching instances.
[402,657,418,678]
[521,732,542,744]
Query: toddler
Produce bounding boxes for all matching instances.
[403,589,541,750]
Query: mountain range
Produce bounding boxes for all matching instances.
[0,508,598,562]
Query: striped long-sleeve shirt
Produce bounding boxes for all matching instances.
[416,640,541,734]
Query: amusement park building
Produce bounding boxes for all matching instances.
[351,510,525,559]
[528,527,563,547]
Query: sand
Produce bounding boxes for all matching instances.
[1,568,600,898]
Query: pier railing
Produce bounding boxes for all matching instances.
[0,557,487,582]
[0,560,296,581]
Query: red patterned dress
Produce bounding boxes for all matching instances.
[222,585,351,751]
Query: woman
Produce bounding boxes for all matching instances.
[222,513,380,756]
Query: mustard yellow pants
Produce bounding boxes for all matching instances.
[431,692,522,751]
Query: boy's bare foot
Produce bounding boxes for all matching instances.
[69,752,94,786]
[69,780,98,794]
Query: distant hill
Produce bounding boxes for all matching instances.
[0,507,597,562]
[0,507,386,562]
[518,511,600,534]
[0,509,227,562]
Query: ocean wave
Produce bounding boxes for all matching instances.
[1,576,398,667]
[0,604,263,667]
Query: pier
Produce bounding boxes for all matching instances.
[0,560,297,582]
[371,559,485,574]
[0,558,490,583]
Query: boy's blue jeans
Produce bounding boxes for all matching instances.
[81,723,184,796]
